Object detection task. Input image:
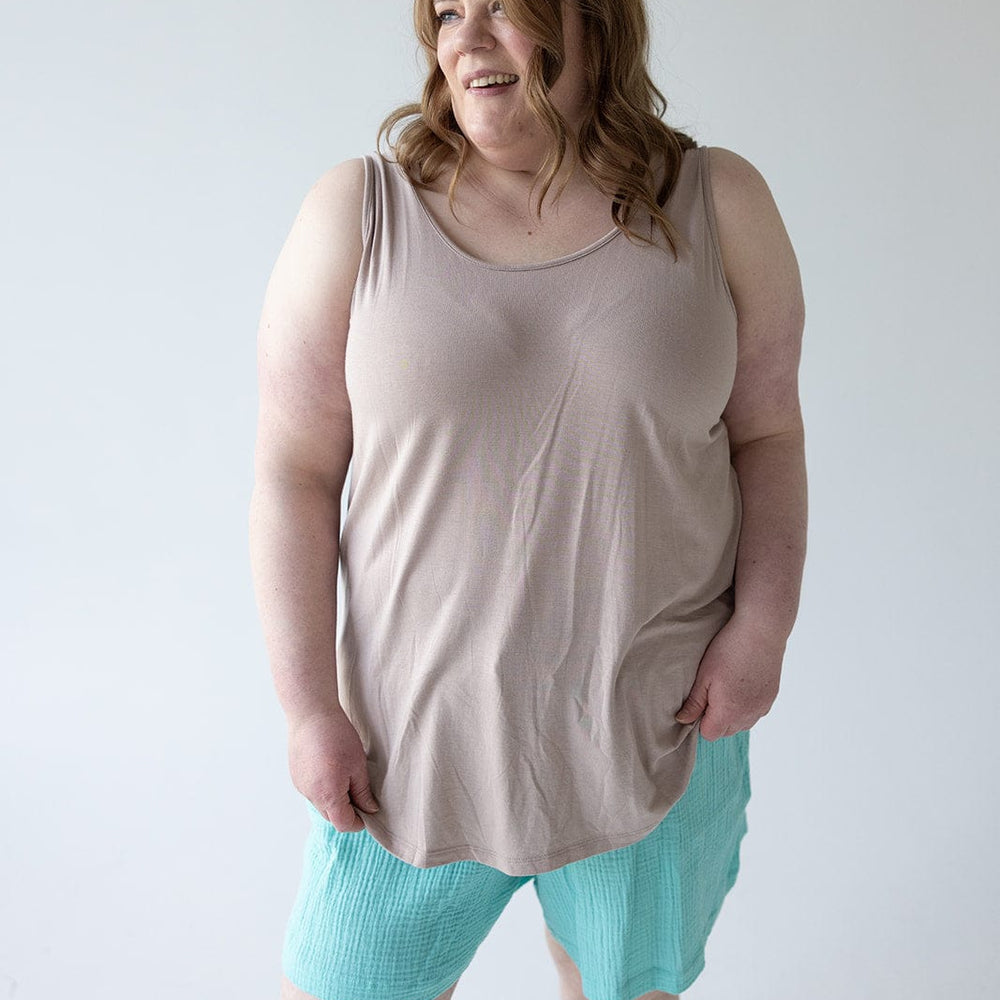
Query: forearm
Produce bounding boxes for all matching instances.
[729,427,808,640]
[249,477,345,723]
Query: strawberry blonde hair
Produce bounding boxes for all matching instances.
[376,0,698,260]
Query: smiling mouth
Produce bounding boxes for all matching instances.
[466,74,520,90]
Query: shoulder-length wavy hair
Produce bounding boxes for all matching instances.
[376,0,698,261]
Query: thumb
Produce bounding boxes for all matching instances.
[352,774,381,814]
[675,682,708,723]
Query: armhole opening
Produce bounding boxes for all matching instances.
[359,154,374,249]
[349,155,373,319]
[699,146,739,322]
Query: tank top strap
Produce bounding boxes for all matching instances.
[355,153,439,299]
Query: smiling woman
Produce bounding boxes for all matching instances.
[253,1,807,999]
[379,0,700,260]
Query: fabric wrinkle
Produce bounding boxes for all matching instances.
[338,145,742,876]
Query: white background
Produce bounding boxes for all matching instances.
[2,1,998,997]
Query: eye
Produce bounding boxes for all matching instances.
[434,1,504,24]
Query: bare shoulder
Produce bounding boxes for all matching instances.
[286,156,367,281]
[702,146,778,221]
[259,156,367,330]
[703,146,771,203]
[703,146,806,446]
[703,146,802,307]
[253,157,368,486]
[301,156,367,236]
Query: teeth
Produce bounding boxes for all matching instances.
[469,73,519,88]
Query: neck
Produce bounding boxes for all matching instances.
[461,143,589,218]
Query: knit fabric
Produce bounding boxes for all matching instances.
[335,143,742,874]
[283,727,751,1000]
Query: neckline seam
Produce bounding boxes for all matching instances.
[391,160,623,271]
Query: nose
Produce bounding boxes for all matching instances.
[452,12,497,55]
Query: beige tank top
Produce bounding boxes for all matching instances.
[336,144,742,875]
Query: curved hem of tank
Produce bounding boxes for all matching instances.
[358,808,677,877]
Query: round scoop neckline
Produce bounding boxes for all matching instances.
[393,161,623,272]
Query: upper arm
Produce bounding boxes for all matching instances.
[253,157,366,494]
[706,146,805,451]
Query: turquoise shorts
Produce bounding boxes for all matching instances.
[282,728,750,1000]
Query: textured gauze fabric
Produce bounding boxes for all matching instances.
[334,143,742,876]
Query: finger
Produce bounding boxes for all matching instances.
[351,773,381,814]
[675,686,708,723]
[698,713,725,741]
[324,791,365,833]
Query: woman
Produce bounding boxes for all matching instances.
[249,0,807,998]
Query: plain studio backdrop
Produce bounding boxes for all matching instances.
[2,1,997,997]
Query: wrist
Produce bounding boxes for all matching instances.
[285,701,349,729]
[730,604,795,644]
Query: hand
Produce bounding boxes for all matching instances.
[674,611,785,740]
[287,708,381,832]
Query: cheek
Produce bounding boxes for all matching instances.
[435,34,455,68]
[494,24,534,63]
